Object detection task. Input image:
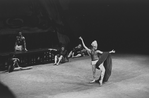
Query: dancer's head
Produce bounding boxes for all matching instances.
[61,46,65,51]
[78,44,82,48]
[91,40,98,50]
[18,31,22,36]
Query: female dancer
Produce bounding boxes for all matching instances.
[79,36,115,85]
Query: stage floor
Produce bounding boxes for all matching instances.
[1,54,149,98]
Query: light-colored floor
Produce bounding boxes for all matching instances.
[0,54,149,98]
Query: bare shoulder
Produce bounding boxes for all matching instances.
[96,50,101,52]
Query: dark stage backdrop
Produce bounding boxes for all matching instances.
[0,0,71,53]
[0,0,149,54]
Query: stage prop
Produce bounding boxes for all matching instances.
[0,48,56,71]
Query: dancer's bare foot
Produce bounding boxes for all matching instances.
[89,79,96,83]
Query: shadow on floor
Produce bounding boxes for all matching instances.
[0,81,16,98]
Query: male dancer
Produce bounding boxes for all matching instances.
[79,36,115,85]
[15,31,27,52]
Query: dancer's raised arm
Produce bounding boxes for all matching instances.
[79,37,91,53]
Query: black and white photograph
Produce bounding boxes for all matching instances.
[0,0,149,98]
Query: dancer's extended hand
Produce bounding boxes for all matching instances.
[111,49,115,53]
[79,36,83,40]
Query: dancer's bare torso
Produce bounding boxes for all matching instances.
[90,49,99,61]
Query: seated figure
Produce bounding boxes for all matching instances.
[68,44,87,58]
[7,55,22,73]
[54,46,68,65]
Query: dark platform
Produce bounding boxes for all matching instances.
[0,48,57,71]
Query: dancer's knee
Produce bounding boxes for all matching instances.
[99,64,105,73]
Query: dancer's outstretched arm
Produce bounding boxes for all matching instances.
[79,37,91,53]
[109,49,115,53]
[96,50,103,54]
[97,49,115,54]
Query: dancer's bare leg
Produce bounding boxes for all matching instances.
[54,55,58,65]
[68,51,72,58]
[90,64,96,83]
[98,63,105,85]
[57,55,63,65]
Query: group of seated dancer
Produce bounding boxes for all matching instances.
[68,44,88,58]
[53,43,89,65]
[79,36,115,86]
[7,31,70,72]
